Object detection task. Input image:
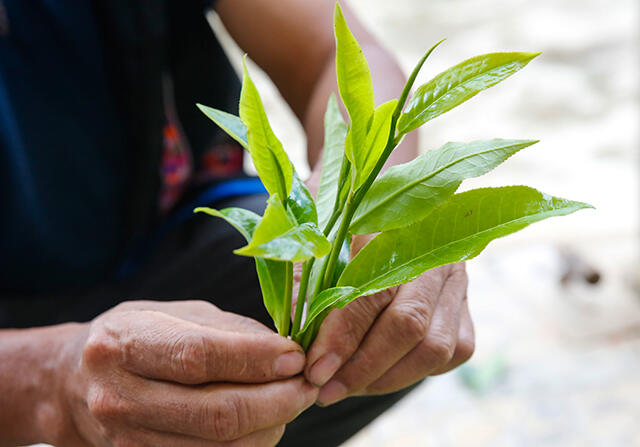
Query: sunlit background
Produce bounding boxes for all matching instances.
[209,0,639,445]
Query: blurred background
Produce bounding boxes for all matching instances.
[210,0,639,445]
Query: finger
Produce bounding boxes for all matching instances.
[83,311,306,384]
[430,297,474,376]
[304,287,396,386]
[360,265,469,395]
[315,268,450,405]
[89,376,316,442]
[114,425,285,447]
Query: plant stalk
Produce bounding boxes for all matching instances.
[291,259,313,337]
[282,261,293,337]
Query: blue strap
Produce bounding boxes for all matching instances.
[116,177,267,279]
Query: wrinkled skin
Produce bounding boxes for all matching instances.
[59,301,317,446]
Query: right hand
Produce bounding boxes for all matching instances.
[57,300,317,446]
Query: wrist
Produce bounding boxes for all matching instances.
[0,322,87,446]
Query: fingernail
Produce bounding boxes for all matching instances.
[317,379,347,406]
[274,350,305,377]
[308,353,342,387]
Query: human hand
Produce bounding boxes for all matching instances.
[305,261,474,406]
[59,300,317,446]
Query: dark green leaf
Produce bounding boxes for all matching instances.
[193,206,288,334]
[317,94,347,228]
[194,206,258,240]
[397,52,540,134]
[239,57,293,199]
[196,105,248,149]
[287,171,318,225]
[350,139,538,234]
[339,186,593,296]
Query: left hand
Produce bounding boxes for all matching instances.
[304,261,474,406]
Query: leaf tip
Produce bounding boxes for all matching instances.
[524,51,542,62]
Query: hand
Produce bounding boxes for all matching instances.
[305,262,474,406]
[58,300,317,446]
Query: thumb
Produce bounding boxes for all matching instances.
[94,310,306,384]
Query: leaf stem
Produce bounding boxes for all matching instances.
[282,262,293,337]
[291,259,313,337]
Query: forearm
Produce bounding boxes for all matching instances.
[0,323,84,446]
[303,42,418,195]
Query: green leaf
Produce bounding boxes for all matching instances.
[255,259,289,335]
[332,234,351,285]
[287,171,318,225]
[298,286,360,335]
[239,57,293,199]
[193,206,288,334]
[334,3,374,172]
[236,223,331,262]
[338,186,593,296]
[352,99,398,190]
[194,206,258,240]
[397,52,541,134]
[196,105,248,149]
[235,194,330,262]
[317,94,348,228]
[350,139,538,234]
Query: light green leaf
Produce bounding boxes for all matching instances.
[235,194,330,262]
[317,94,348,228]
[352,99,398,190]
[196,105,248,149]
[287,171,318,225]
[397,52,540,134]
[298,286,360,335]
[244,194,294,248]
[193,206,288,335]
[239,57,293,199]
[350,139,538,234]
[334,3,374,172]
[339,186,593,296]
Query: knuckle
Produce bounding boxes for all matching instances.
[82,327,120,369]
[389,304,429,343]
[87,386,131,422]
[421,333,455,370]
[169,333,209,383]
[208,393,248,441]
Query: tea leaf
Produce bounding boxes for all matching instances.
[287,171,318,225]
[339,186,593,296]
[193,206,288,334]
[235,194,330,262]
[196,105,248,149]
[239,57,293,199]
[397,52,540,134]
[317,94,348,228]
[298,286,360,335]
[334,3,374,174]
[350,139,538,234]
[352,99,398,190]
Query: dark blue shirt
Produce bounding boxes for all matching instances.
[0,0,128,291]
